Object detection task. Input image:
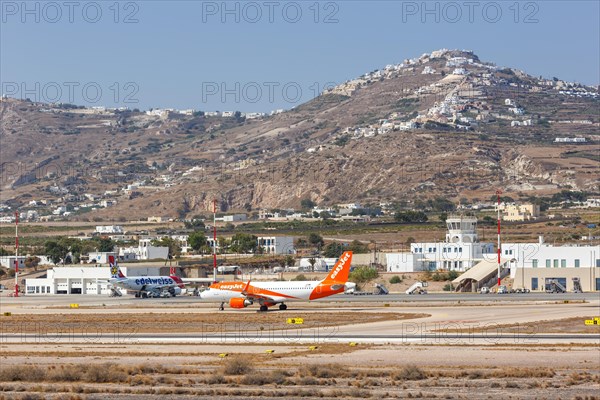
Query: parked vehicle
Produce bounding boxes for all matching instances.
[497,285,509,294]
[480,286,490,294]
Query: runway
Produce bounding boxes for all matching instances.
[1,292,598,345]
[1,331,597,345]
[1,292,597,309]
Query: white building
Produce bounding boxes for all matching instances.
[299,257,328,272]
[53,206,67,215]
[95,225,124,234]
[118,239,169,261]
[25,265,162,295]
[502,237,600,291]
[257,236,295,255]
[216,214,247,222]
[0,256,26,269]
[386,216,494,272]
[554,137,587,143]
[87,252,118,264]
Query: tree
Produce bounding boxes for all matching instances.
[349,266,379,287]
[24,256,41,271]
[96,237,115,252]
[323,242,344,258]
[348,240,369,254]
[307,257,317,272]
[320,211,332,219]
[394,211,428,223]
[285,255,295,268]
[438,212,448,223]
[185,217,206,230]
[307,233,324,248]
[45,240,69,265]
[300,198,316,210]
[230,233,257,254]
[189,231,208,252]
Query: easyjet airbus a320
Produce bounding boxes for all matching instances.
[199,251,356,311]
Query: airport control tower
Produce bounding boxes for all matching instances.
[445,215,478,244]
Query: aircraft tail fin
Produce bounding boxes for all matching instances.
[322,251,352,284]
[170,275,185,289]
[109,255,126,279]
[241,280,251,295]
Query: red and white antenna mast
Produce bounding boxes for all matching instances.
[496,190,502,287]
[14,211,19,297]
[212,199,217,284]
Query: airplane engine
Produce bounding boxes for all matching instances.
[229,298,252,308]
[171,287,182,296]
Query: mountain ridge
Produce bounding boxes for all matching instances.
[1,49,598,219]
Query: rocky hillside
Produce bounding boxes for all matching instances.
[1,49,598,219]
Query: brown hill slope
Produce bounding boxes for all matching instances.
[1,49,598,219]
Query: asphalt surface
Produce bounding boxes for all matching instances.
[1,292,597,307]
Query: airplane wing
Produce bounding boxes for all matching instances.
[240,280,297,304]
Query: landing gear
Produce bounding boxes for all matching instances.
[219,302,225,311]
[135,292,141,298]
[259,305,268,312]
[279,304,287,310]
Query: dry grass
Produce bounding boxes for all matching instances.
[0,357,598,399]
[433,316,600,334]
[392,365,428,381]
[221,356,253,376]
[0,311,425,334]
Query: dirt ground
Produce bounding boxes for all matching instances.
[0,342,598,399]
[0,311,426,333]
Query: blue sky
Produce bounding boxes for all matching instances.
[1,1,598,112]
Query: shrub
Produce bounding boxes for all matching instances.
[85,363,128,383]
[393,365,427,381]
[0,365,45,382]
[300,364,349,379]
[47,365,83,382]
[222,357,252,376]
[349,267,379,285]
[389,275,402,284]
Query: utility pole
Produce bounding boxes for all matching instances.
[213,199,217,284]
[14,211,19,297]
[496,190,502,287]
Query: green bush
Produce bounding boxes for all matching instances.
[349,266,379,285]
[443,283,454,291]
[389,275,403,284]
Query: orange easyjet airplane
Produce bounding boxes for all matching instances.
[199,251,355,311]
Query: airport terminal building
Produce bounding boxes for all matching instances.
[386,216,494,272]
[501,237,600,292]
